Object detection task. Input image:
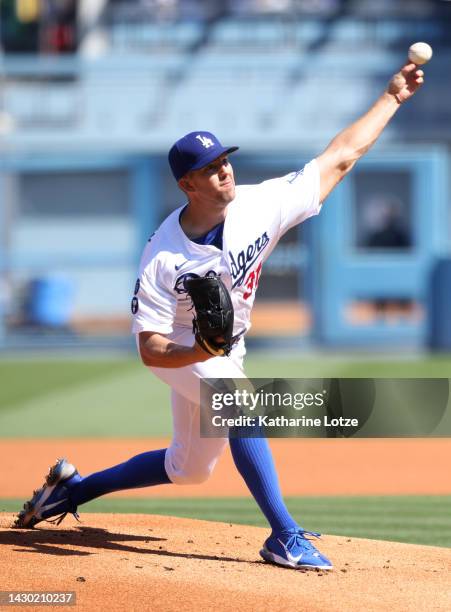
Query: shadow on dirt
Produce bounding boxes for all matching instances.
[1,525,249,563]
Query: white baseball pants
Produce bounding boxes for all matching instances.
[144,327,247,484]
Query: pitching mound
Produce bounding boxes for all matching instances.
[1,513,450,611]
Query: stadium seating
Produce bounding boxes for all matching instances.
[1,14,450,147]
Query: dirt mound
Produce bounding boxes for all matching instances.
[1,513,450,611]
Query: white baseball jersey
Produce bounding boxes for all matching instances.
[131,159,321,340]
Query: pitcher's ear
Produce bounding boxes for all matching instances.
[179,175,195,193]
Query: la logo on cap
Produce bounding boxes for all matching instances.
[168,131,239,181]
[196,134,214,149]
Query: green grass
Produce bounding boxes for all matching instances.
[2,495,450,548]
[0,357,171,437]
[1,352,451,438]
[0,360,134,412]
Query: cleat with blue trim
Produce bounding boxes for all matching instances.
[260,528,333,570]
[14,458,81,529]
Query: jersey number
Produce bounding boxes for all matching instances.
[243,262,263,300]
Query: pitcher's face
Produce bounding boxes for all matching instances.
[180,155,236,207]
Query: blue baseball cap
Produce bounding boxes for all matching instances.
[168,131,239,181]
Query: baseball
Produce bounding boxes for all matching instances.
[408,42,433,65]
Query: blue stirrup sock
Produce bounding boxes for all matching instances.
[67,437,297,535]
[229,436,298,534]
[69,449,171,506]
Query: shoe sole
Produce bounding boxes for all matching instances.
[260,547,333,571]
[15,459,77,529]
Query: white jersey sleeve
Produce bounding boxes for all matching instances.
[259,159,321,238]
[131,242,177,335]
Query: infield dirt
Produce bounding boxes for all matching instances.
[1,438,451,498]
[1,513,451,612]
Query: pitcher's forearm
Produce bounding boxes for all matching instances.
[138,331,212,368]
[326,91,400,172]
[317,62,424,202]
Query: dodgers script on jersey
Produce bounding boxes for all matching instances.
[132,159,321,342]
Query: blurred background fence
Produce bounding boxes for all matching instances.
[1,0,451,351]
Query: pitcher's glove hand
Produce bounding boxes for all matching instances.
[184,275,234,357]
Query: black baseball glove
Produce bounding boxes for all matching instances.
[184,275,234,356]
